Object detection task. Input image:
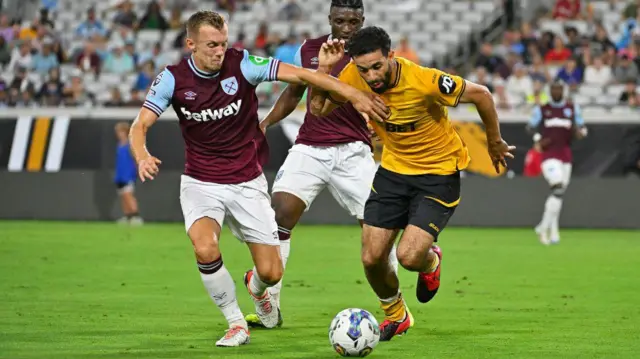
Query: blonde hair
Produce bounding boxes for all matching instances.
[115,121,130,133]
[186,11,226,37]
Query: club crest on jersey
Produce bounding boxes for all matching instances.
[184,91,197,100]
[563,108,573,117]
[221,76,239,96]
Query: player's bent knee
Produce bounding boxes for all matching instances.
[192,240,220,263]
[272,192,306,229]
[256,261,283,285]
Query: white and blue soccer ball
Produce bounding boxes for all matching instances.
[329,308,380,357]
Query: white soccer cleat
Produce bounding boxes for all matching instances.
[535,226,550,245]
[244,270,281,329]
[549,237,560,245]
[129,216,144,226]
[215,326,250,347]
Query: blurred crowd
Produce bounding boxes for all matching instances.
[0,0,638,110]
[465,0,640,110]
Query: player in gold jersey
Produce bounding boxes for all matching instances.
[310,26,515,341]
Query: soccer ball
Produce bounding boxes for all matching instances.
[328,308,380,357]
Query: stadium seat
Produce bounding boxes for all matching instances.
[572,94,592,106]
[611,106,637,114]
[606,85,625,98]
[579,85,604,97]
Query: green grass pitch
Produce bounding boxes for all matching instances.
[1,221,639,358]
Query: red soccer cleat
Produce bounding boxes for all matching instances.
[379,307,414,341]
[416,245,442,303]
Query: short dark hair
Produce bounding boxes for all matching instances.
[346,26,391,57]
[330,0,364,10]
[186,11,226,37]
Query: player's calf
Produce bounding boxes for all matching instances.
[397,225,442,304]
[188,218,248,333]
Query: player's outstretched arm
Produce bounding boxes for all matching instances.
[129,68,173,182]
[276,62,388,123]
[260,44,307,132]
[459,80,516,173]
[130,108,162,182]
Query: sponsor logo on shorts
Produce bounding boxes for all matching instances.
[275,170,284,182]
[429,223,440,233]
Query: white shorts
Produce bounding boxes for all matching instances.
[179,174,279,245]
[116,181,134,194]
[272,142,377,219]
[541,159,572,188]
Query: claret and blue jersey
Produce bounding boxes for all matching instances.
[142,49,281,184]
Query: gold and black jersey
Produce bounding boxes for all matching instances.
[337,57,471,175]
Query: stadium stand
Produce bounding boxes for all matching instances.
[0,0,638,111]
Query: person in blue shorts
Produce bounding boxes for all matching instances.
[114,122,143,225]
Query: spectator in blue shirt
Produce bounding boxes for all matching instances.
[274,33,299,65]
[31,39,59,74]
[556,57,583,91]
[133,60,156,92]
[76,8,107,39]
[114,122,143,225]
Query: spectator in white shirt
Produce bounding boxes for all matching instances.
[584,55,612,86]
[506,63,534,102]
[7,41,33,72]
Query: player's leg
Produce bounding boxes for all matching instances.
[121,182,143,225]
[549,163,572,244]
[401,172,460,304]
[179,175,248,347]
[227,174,286,329]
[361,167,413,341]
[537,159,565,245]
[250,145,330,317]
[328,142,399,273]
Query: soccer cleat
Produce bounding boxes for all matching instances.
[379,305,414,341]
[215,326,250,347]
[416,245,442,303]
[245,311,283,328]
[535,226,551,245]
[243,270,281,329]
[549,237,560,245]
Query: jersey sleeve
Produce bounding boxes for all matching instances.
[419,67,466,107]
[143,68,175,117]
[573,104,585,126]
[240,49,281,86]
[528,106,543,128]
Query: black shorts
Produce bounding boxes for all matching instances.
[363,167,461,239]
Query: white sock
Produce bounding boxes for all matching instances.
[549,198,563,240]
[198,258,246,329]
[249,267,270,298]
[270,237,290,306]
[539,195,562,231]
[388,244,399,274]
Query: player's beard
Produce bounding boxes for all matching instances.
[368,68,393,94]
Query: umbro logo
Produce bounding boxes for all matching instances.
[311,57,319,64]
[185,91,197,100]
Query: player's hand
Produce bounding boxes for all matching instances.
[367,122,381,141]
[487,138,516,174]
[259,120,268,135]
[138,156,162,182]
[349,91,389,124]
[319,38,345,69]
